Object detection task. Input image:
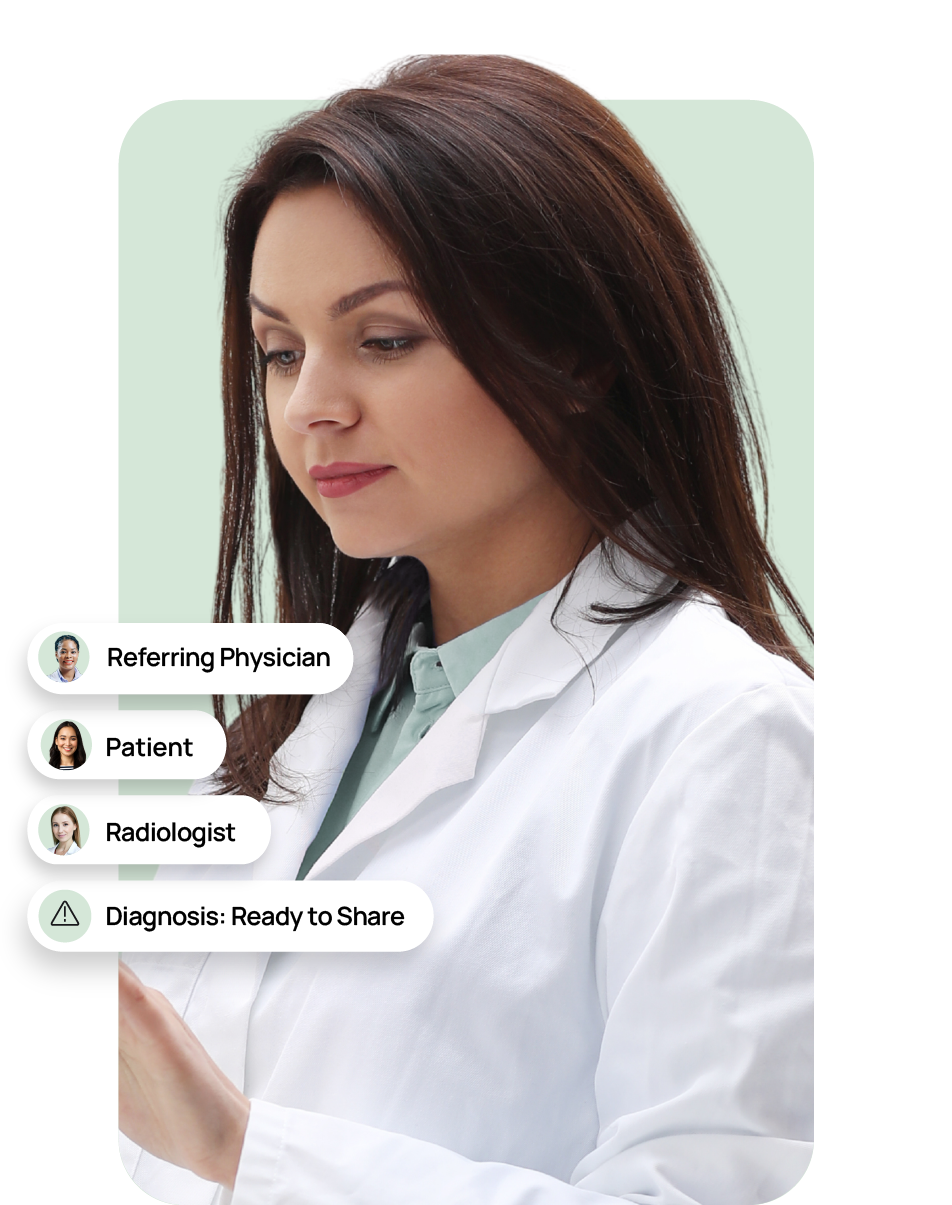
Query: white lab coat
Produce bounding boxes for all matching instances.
[121,550,813,1205]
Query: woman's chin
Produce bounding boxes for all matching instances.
[328,526,422,564]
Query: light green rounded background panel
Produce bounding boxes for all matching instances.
[38,805,90,851]
[39,719,93,767]
[600,96,949,679]
[37,633,91,678]
[38,890,92,943]
[120,100,316,626]
[119,98,812,638]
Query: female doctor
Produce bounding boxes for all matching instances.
[48,806,82,854]
[119,56,813,1205]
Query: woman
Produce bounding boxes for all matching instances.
[47,634,82,682]
[119,57,813,1205]
[48,807,82,855]
[47,721,86,769]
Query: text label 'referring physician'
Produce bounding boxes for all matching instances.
[29,622,354,695]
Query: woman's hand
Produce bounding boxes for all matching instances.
[118,959,250,1190]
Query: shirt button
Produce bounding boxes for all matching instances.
[435,660,442,668]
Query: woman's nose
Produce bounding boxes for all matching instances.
[281,354,361,436]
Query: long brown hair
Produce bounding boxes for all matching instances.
[213,55,812,800]
[48,721,87,769]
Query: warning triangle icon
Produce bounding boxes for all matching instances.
[51,900,80,926]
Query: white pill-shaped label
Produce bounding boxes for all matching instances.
[29,622,354,695]
[29,796,270,864]
[29,710,226,780]
[28,881,434,952]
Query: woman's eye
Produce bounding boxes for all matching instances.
[264,349,304,376]
[362,336,415,361]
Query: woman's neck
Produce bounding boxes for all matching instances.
[60,667,75,680]
[59,755,74,767]
[421,511,598,645]
[55,840,73,854]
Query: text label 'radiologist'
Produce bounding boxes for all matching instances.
[28,622,354,695]
[28,797,271,865]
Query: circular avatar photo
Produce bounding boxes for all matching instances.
[42,719,92,772]
[38,632,89,684]
[39,804,89,857]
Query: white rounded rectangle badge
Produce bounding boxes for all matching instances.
[28,881,434,952]
[29,796,270,864]
[29,710,226,780]
[29,622,354,695]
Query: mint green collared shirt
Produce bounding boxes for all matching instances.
[296,596,541,879]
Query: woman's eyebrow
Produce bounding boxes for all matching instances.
[248,294,289,321]
[248,280,410,324]
[329,280,408,319]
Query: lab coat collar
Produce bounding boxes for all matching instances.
[304,545,670,879]
[483,543,668,715]
[251,607,387,882]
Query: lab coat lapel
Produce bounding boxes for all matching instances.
[251,607,385,881]
[305,548,665,878]
[485,546,666,714]
[305,670,490,877]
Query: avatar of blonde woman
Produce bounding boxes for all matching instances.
[48,807,82,855]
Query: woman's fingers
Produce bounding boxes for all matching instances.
[118,959,250,1189]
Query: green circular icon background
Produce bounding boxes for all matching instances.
[37,633,91,679]
[40,719,93,770]
[38,890,92,942]
[37,805,90,853]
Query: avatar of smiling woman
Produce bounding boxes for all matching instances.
[48,634,83,683]
[48,721,87,769]
[48,807,82,855]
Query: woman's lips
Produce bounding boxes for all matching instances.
[308,462,393,498]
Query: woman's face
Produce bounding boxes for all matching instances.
[51,813,76,844]
[56,640,78,675]
[249,186,576,567]
[56,727,78,761]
